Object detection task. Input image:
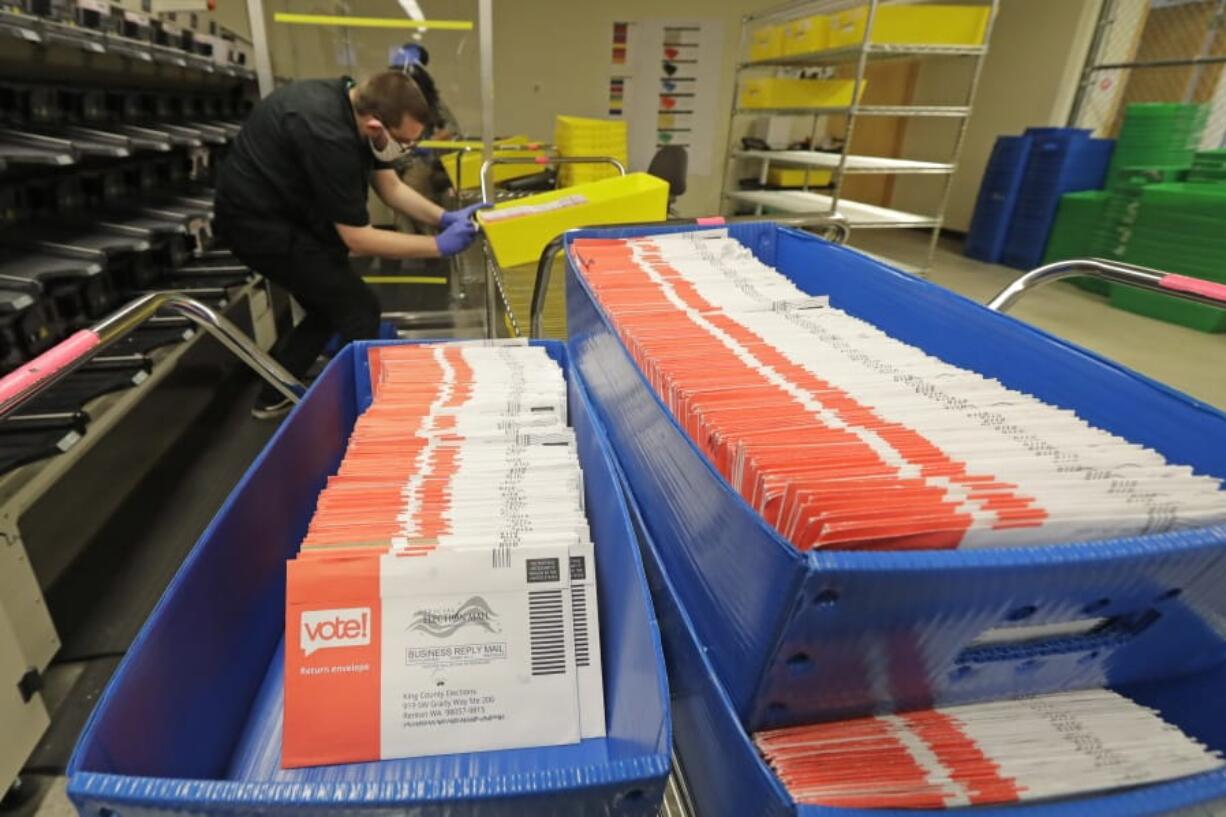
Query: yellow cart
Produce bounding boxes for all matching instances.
[474,154,669,339]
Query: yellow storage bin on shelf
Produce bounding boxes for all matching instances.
[782,14,829,55]
[749,24,784,60]
[739,77,865,109]
[437,135,549,191]
[766,167,833,187]
[828,4,990,48]
[477,172,668,269]
[554,115,629,188]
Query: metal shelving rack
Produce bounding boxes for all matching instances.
[721,0,999,272]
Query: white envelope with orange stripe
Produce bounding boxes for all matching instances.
[284,545,581,768]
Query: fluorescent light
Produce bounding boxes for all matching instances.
[397,0,425,21]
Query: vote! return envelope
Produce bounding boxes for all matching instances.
[282,342,604,769]
[284,546,580,768]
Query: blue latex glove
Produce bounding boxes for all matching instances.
[439,202,492,230]
[435,217,479,257]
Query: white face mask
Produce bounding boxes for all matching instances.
[368,122,410,162]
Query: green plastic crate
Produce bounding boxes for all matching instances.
[1109,284,1226,333]
[1107,103,1208,177]
[1109,179,1226,332]
[1043,191,1111,294]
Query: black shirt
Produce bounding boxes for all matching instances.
[216,77,390,250]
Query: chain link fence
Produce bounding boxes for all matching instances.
[1071,0,1226,146]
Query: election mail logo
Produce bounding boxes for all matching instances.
[301,607,371,656]
[408,596,500,638]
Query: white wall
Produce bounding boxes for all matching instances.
[488,0,764,216]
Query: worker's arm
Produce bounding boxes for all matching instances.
[334,223,441,259]
[371,168,445,226]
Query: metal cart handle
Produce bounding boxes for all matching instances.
[441,143,555,194]
[479,155,628,204]
[0,291,305,420]
[527,213,851,339]
[987,258,1226,313]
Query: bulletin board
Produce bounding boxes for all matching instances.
[607,18,724,176]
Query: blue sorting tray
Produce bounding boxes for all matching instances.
[1001,136,1114,269]
[66,340,671,817]
[565,222,1226,734]
[965,135,1031,263]
[622,451,1226,816]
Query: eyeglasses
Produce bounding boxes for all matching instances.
[376,126,419,156]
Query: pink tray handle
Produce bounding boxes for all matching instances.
[1159,274,1226,306]
[0,329,101,406]
[695,216,726,226]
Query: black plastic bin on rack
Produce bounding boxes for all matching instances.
[0,250,109,328]
[0,283,57,373]
[564,223,1226,738]
[67,340,672,817]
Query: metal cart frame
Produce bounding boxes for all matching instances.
[0,291,303,420]
[448,141,556,202]
[476,154,629,338]
[474,157,857,342]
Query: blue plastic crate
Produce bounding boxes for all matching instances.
[623,450,1226,816]
[66,340,671,817]
[1001,137,1114,269]
[1023,127,1093,140]
[965,135,1032,262]
[565,222,1226,735]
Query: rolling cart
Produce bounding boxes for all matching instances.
[0,296,673,816]
[476,154,634,339]
[367,141,559,342]
[561,217,1226,817]
[8,225,1222,816]
[473,163,858,342]
[429,138,556,203]
[522,212,852,340]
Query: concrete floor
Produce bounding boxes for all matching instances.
[853,231,1226,410]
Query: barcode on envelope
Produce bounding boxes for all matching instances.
[528,589,566,676]
[571,585,591,668]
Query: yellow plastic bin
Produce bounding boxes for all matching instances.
[477,172,668,269]
[436,135,549,191]
[748,24,784,60]
[766,167,833,187]
[555,116,628,149]
[738,77,865,109]
[561,166,627,187]
[828,4,991,48]
[555,116,629,187]
[782,14,829,55]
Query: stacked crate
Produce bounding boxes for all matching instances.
[999,128,1114,270]
[1113,182,1226,332]
[965,134,1032,263]
[554,116,629,188]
